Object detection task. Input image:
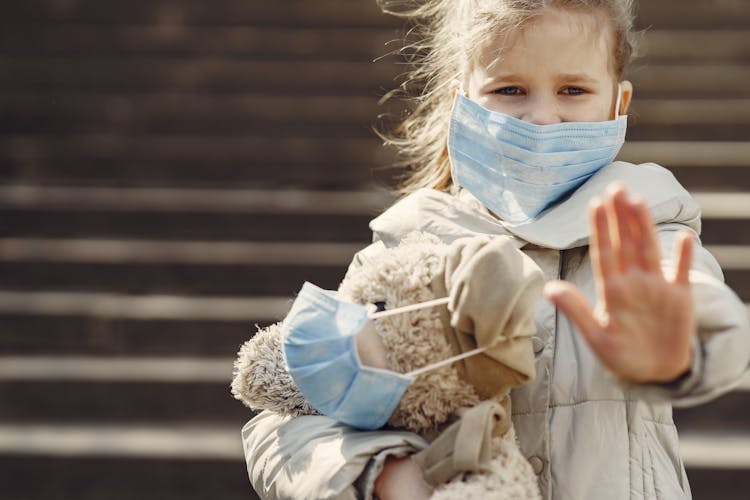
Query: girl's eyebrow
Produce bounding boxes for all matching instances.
[486,72,600,84]
[557,73,599,83]
[484,73,525,85]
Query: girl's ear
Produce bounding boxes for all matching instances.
[619,80,633,116]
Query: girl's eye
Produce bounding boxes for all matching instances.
[493,86,525,96]
[561,87,586,95]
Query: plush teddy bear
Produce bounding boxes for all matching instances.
[232,232,543,499]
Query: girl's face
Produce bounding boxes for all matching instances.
[467,8,632,124]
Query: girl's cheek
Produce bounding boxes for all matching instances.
[482,95,525,115]
[562,98,612,122]
[476,97,512,114]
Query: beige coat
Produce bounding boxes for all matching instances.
[241,162,750,500]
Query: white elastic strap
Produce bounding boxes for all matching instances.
[367,296,450,320]
[366,295,487,378]
[405,346,488,378]
[614,83,622,119]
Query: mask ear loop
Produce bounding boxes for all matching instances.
[405,345,488,378]
[367,297,488,378]
[450,77,468,98]
[368,297,450,320]
[614,83,623,120]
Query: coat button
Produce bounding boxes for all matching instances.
[528,455,544,475]
[532,336,544,354]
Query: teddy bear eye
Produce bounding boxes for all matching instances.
[373,301,387,312]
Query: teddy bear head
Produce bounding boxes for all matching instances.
[336,232,481,434]
[232,232,481,436]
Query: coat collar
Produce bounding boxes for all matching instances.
[370,162,701,250]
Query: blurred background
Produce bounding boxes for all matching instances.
[0,0,748,499]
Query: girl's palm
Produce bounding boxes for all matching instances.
[546,184,695,383]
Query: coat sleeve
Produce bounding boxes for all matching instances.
[240,242,428,499]
[242,411,426,500]
[622,223,750,406]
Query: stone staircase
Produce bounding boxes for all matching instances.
[0,1,748,498]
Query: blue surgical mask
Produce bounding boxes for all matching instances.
[282,282,486,430]
[448,87,627,224]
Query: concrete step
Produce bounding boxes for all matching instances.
[0,422,748,500]
[0,134,389,166]
[3,25,749,63]
[0,185,394,213]
[0,291,289,357]
[0,313,264,358]
[633,99,750,126]
[641,31,750,64]
[0,378,248,424]
[4,0,394,28]
[0,423,244,459]
[0,158,389,190]
[0,290,289,322]
[670,166,750,192]
[2,354,750,427]
[0,133,392,183]
[0,91,382,137]
[0,261,346,296]
[621,142,750,168]
[0,291,747,356]
[0,25,397,60]
[6,186,749,218]
[0,149,397,192]
[0,208,374,241]
[0,455,258,500]
[0,56,400,94]
[13,240,745,270]
[0,247,747,299]
[0,239,362,265]
[627,125,750,142]
[628,65,750,99]
[636,1,750,30]
[686,468,750,500]
[2,422,748,468]
[0,356,234,382]
[0,187,747,241]
[675,390,750,434]
[5,0,750,29]
[0,239,356,294]
[4,136,750,188]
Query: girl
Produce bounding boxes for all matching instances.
[240,1,750,498]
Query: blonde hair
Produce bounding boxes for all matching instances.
[376,0,637,194]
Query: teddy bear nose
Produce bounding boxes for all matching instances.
[373,301,387,313]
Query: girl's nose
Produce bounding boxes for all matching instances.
[521,96,562,125]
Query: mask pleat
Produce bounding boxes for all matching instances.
[448,93,626,224]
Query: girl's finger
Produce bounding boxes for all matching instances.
[633,198,663,275]
[590,198,616,285]
[546,281,627,378]
[674,231,694,286]
[544,281,602,345]
[609,186,638,271]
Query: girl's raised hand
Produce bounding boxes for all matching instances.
[544,183,695,383]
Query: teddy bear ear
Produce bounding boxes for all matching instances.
[230,322,317,417]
